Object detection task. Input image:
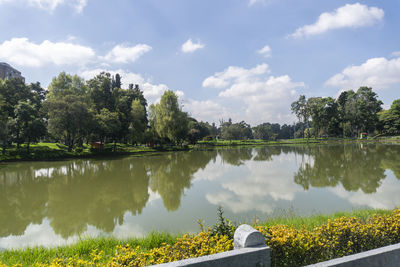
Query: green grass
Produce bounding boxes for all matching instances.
[258,208,393,231]
[0,208,395,266]
[2,137,399,163]
[0,232,178,266]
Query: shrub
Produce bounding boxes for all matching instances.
[110,232,233,266]
[257,209,400,266]
[210,206,236,239]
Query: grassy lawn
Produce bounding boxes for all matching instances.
[0,232,178,266]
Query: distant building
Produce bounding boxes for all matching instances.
[0,62,25,82]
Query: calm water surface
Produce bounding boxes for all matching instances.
[1,144,400,248]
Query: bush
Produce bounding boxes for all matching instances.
[210,206,236,239]
[110,232,233,266]
[257,209,400,266]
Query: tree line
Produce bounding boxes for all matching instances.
[1,72,400,154]
[0,72,218,153]
[291,87,400,138]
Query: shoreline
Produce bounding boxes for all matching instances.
[1,137,399,163]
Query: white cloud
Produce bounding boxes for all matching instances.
[30,0,88,13]
[102,44,152,64]
[184,99,230,123]
[0,38,153,68]
[0,0,88,13]
[391,51,400,57]
[248,0,267,6]
[330,174,400,210]
[202,63,270,88]
[0,38,95,67]
[291,3,384,38]
[205,154,302,214]
[202,63,303,124]
[325,56,400,90]
[80,68,176,104]
[257,45,271,58]
[181,39,205,53]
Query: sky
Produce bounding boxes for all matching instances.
[0,0,399,125]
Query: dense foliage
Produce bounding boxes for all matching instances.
[1,73,400,155]
[290,87,388,138]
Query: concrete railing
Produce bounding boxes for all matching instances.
[149,224,270,267]
[150,224,400,267]
[306,242,400,267]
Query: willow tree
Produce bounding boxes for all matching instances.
[153,90,188,145]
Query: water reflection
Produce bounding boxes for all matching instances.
[0,150,217,239]
[1,144,400,245]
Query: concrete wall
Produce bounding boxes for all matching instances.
[148,224,400,267]
[151,246,270,267]
[149,224,270,267]
[306,242,400,267]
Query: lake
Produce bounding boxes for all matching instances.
[1,143,400,249]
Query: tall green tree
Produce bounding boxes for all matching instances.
[291,95,310,138]
[153,90,188,144]
[379,99,400,135]
[130,99,147,144]
[45,73,91,152]
[95,108,121,151]
[13,101,46,152]
[87,72,115,112]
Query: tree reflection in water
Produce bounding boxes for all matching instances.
[0,144,400,239]
[0,150,217,238]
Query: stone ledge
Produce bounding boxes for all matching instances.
[148,245,270,267]
[306,242,400,267]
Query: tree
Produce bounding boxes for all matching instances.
[308,97,339,137]
[0,88,9,154]
[221,120,252,140]
[130,99,147,144]
[95,109,121,151]
[379,99,400,135]
[13,101,46,153]
[0,78,31,118]
[291,95,310,138]
[45,73,91,152]
[187,119,211,144]
[87,72,115,112]
[154,90,188,144]
[253,123,281,140]
[355,87,382,134]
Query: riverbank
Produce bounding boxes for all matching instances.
[1,137,399,163]
[0,208,395,266]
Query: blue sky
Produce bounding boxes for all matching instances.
[0,0,399,125]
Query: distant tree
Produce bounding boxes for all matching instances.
[221,120,252,140]
[291,95,310,138]
[253,123,281,140]
[187,119,211,144]
[308,97,339,137]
